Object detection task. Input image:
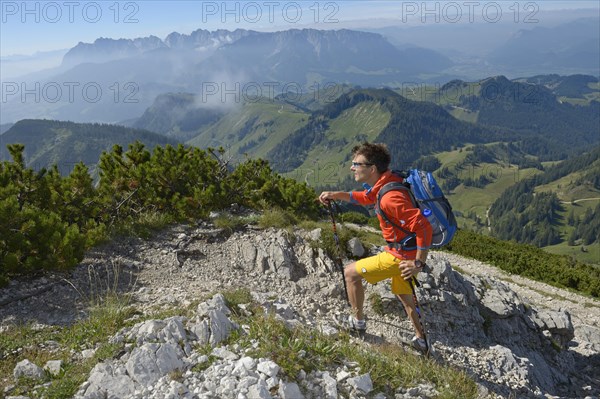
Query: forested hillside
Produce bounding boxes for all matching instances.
[0,120,179,173]
[440,76,600,160]
[132,93,224,141]
[187,99,309,161]
[489,147,600,248]
[268,89,506,172]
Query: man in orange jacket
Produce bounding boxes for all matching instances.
[319,142,432,351]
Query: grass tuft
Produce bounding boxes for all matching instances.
[258,208,298,229]
[368,293,385,316]
[112,211,176,240]
[213,214,248,232]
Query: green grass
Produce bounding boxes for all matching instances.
[559,97,593,106]
[307,132,599,266]
[187,100,309,160]
[434,144,543,230]
[258,208,299,229]
[111,211,177,240]
[532,167,600,266]
[348,223,386,248]
[544,241,600,266]
[447,107,479,123]
[213,214,251,232]
[285,101,390,185]
[368,293,385,316]
[534,162,600,201]
[433,145,473,165]
[302,218,384,260]
[432,144,600,266]
[394,82,483,106]
[239,312,478,398]
[559,86,600,105]
[0,295,136,398]
[222,288,254,305]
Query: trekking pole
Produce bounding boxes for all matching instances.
[325,200,350,305]
[409,277,433,356]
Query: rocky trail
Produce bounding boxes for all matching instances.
[1,220,599,399]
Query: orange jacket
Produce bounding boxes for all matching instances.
[350,170,433,257]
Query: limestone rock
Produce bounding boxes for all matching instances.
[347,373,373,394]
[44,360,63,377]
[81,361,135,399]
[13,359,45,381]
[279,380,304,398]
[3,223,599,399]
[347,237,365,257]
[125,343,184,385]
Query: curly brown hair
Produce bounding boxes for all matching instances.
[352,142,390,173]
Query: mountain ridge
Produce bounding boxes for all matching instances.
[267,88,505,173]
[489,17,600,72]
[62,29,254,67]
[0,119,179,171]
[2,28,454,124]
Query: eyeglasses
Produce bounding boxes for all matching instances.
[351,162,374,167]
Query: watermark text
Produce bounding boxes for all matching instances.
[2,81,139,103]
[200,81,342,104]
[400,1,539,24]
[1,1,140,23]
[201,1,339,24]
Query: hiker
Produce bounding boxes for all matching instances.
[318,142,432,351]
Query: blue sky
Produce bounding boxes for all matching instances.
[1,0,599,56]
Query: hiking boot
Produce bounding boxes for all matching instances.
[334,315,367,333]
[411,336,428,353]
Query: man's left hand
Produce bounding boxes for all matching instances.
[399,260,419,281]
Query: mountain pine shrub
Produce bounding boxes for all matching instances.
[0,142,318,284]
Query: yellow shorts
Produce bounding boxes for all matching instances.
[355,251,416,295]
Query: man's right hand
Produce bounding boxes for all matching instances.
[318,191,335,204]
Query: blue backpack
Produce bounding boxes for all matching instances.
[375,169,457,249]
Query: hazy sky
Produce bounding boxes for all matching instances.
[1,0,598,56]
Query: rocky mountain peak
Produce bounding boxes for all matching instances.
[62,35,167,66]
[163,28,254,50]
[62,29,256,67]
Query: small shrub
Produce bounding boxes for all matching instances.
[169,369,184,382]
[368,217,381,230]
[213,214,247,232]
[112,211,175,240]
[340,211,369,225]
[368,293,385,316]
[320,224,353,260]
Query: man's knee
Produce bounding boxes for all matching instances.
[344,263,361,282]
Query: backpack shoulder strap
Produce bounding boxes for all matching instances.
[378,181,418,208]
[375,182,416,236]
